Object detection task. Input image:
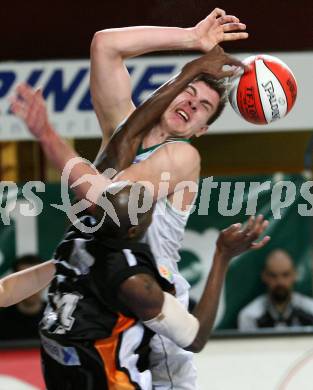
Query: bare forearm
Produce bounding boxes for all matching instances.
[0,261,55,307]
[39,125,78,174]
[39,126,112,202]
[188,217,270,351]
[11,83,111,203]
[92,26,199,59]
[189,250,229,352]
[119,61,201,136]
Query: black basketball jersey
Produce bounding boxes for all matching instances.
[40,216,173,342]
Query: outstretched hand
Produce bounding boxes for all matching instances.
[190,8,248,52]
[216,215,270,260]
[10,83,51,140]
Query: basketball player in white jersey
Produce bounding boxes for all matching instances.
[89,8,248,389]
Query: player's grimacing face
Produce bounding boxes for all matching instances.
[161,81,220,138]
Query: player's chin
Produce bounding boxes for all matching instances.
[168,122,191,138]
[170,128,191,139]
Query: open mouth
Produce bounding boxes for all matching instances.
[175,109,189,122]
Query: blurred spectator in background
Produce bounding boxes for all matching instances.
[238,249,313,331]
[0,254,45,340]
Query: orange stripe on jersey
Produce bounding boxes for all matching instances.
[95,314,136,390]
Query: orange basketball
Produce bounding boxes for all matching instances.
[228,55,297,125]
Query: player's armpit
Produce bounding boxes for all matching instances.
[118,273,164,321]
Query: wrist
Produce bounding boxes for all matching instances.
[181,57,202,78]
[38,123,55,144]
[214,247,232,267]
[185,27,202,51]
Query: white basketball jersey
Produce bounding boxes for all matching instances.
[134,140,199,390]
[133,140,198,301]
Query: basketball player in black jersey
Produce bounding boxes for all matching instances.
[9,46,270,389]
[0,181,269,390]
[39,182,174,390]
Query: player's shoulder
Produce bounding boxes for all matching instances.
[101,241,154,267]
[92,246,152,287]
[162,140,200,157]
[121,245,153,264]
[155,141,200,169]
[120,247,174,293]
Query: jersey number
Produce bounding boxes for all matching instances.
[55,293,82,332]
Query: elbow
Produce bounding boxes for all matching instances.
[185,329,211,353]
[91,31,106,53]
[186,340,205,353]
[91,30,115,55]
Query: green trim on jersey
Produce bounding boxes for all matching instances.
[136,138,191,156]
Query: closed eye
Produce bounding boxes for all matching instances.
[186,85,214,112]
[201,102,210,112]
[185,86,196,96]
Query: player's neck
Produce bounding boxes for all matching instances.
[142,124,172,149]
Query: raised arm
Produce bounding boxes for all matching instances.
[189,215,270,351]
[10,84,112,204]
[118,216,270,352]
[0,261,55,307]
[90,8,248,144]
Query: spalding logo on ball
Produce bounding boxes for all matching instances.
[228,55,297,125]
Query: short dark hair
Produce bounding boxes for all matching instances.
[192,74,228,126]
[13,254,42,272]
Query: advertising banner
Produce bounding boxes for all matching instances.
[0,52,312,140]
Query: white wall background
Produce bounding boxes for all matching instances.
[195,335,313,390]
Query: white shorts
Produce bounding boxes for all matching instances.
[149,334,197,390]
[149,273,198,390]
